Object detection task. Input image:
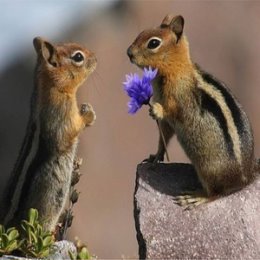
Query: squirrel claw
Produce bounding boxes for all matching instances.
[173,191,209,209]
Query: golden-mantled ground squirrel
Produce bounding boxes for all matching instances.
[0,37,96,230]
[127,14,259,207]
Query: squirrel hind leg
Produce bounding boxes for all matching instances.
[172,190,217,210]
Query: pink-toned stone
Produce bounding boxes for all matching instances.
[134,163,260,259]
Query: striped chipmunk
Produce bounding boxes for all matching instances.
[0,37,96,230]
[127,14,259,207]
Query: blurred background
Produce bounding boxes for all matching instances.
[0,0,260,258]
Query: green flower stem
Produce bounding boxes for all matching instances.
[156,120,170,162]
[148,103,170,162]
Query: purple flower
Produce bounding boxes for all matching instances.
[123,67,158,114]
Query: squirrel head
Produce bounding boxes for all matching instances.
[127,15,191,76]
[33,37,97,92]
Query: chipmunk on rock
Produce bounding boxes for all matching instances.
[127,14,259,207]
[0,37,96,230]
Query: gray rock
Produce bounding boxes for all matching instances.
[50,240,77,260]
[134,163,260,259]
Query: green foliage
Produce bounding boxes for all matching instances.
[20,208,55,258]
[0,158,94,259]
[71,246,91,260]
[69,237,93,260]
[0,208,54,258]
[0,225,21,256]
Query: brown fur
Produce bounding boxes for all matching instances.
[3,37,96,230]
[128,15,258,206]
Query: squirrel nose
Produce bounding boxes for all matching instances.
[127,47,134,60]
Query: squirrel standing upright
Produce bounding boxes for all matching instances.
[127,14,259,207]
[0,37,96,230]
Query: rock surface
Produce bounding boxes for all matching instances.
[134,163,260,259]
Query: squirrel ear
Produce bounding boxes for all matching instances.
[33,37,58,67]
[161,14,175,27]
[170,15,184,42]
[161,15,184,42]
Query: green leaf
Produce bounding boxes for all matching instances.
[37,236,44,252]
[29,250,38,258]
[43,236,53,247]
[18,238,25,248]
[36,223,43,236]
[27,222,37,231]
[20,221,27,232]
[6,227,15,234]
[7,229,19,241]
[1,233,9,248]
[28,208,38,224]
[39,248,50,258]
[30,232,38,245]
[5,240,18,252]
[78,247,90,259]
[21,220,35,234]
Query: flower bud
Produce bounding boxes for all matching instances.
[73,158,83,171]
[67,212,74,228]
[70,190,79,204]
[71,170,81,186]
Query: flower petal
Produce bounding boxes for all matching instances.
[123,67,158,114]
[128,98,141,114]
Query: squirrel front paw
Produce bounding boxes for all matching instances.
[149,103,164,120]
[80,103,96,126]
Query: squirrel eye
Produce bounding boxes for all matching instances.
[71,51,85,64]
[147,38,162,50]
